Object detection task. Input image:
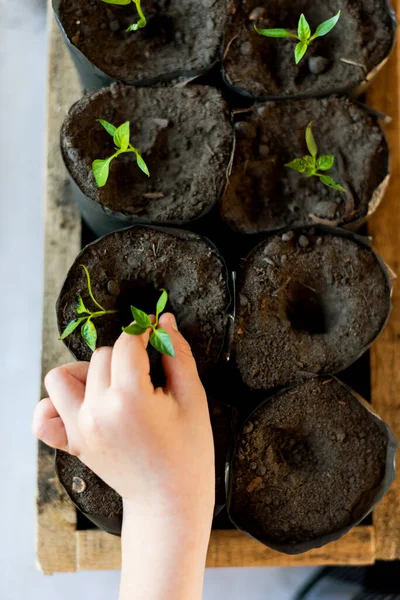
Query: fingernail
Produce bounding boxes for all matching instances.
[170,314,178,330]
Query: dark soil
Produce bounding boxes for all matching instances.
[58,0,234,83]
[234,228,391,390]
[57,227,231,378]
[61,84,233,223]
[221,96,389,234]
[223,0,396,99]
[56,399,232,522]
[229,377,389,549]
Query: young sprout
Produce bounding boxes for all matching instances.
[254,11,341,64]
[123,289,175,357]
[92,119,150,188]
[285,122,346,192]
[100,0,147,32]
[59,265,117,352]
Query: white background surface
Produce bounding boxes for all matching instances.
[0,1,316,597]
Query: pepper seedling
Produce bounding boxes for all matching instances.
[100,0,147,32]
[254,11,341,64]
[92,119,150,188]
[285,122,346,192]
[59,265,117,352]
[123,289,175,357]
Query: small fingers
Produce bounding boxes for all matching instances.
[85,346,113,403]
[44,362,89,423]
[111,318,154,394]
[158,313,205,406]
[32,398,68,451]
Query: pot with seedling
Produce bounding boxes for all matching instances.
[53,0,235,90]
[221,96,390,235]
[222,2,397,100]
[55,224,233,532]
[61,83,234,237]
[233,226,392,391]
[227,377,397,554]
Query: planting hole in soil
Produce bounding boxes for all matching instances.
[234,227,392,390]
[221,96,389,234]
[228,377,397,554]
[57,226,231,379]
[56,400,233,535]
[61,84,234,235]
[223,0,396,100]
[56,0,234,85]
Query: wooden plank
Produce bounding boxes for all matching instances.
[36,3,83,575]
[76,527,375,571]
[367,0,400,563]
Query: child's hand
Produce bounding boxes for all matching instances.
[34,313,215,599]
[33,313,215,523]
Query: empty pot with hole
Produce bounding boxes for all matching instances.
[234,226,392,390]
[228,376,397,554]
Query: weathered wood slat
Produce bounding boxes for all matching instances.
[36,2,82,575]
[76,527,375,571]
[367,0,400,562]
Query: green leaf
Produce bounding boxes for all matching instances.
[97,119,117,137]
[101,0,131,5]
[254,25,299,38]
[113,121,130,151]
[295,41,308,64]
[81,320,97,352]
[92,157,113,188]
[136,152,150,176]
[317,155,335,171]
[298,14,311,42]
[285,158,309,174]
[318,174,346,192]
[305,122,318,159]
[130,306,152,329]
[123,323,148,336]
[150,329,175,358]
[59,317,86,340]
[310,10,341,40]
[156,289,168,323]
[76,295,89,315]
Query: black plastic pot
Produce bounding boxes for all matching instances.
[60,84,234,237]
[233,225,393,390]
[227,376,397,555]
[222,0,397,102]
[221,96,390,235]
[53,0,235,91]
[56,225,232,380]
[55,399,233,536]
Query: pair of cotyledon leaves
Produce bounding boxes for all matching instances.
[255,11,341,64]
[92,119,150,188]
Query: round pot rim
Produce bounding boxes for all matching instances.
[221,97,391,235]
[56,223,234,363]
[52,0,234,87]
[233,224,394,385]
[221,0,397,101]
[226,375,398,555]
[60,83,235,227]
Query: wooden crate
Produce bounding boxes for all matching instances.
[36,1,400,574]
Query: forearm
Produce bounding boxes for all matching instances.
[120,501,212,600]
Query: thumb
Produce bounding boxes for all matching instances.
[158,313,204,404]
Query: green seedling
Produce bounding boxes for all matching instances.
[101,0,147,32]
[254,11,341,64]
[92,119,150,188]
[59,265,117,352]
[285,122,346,192]
[123,289,175,357]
